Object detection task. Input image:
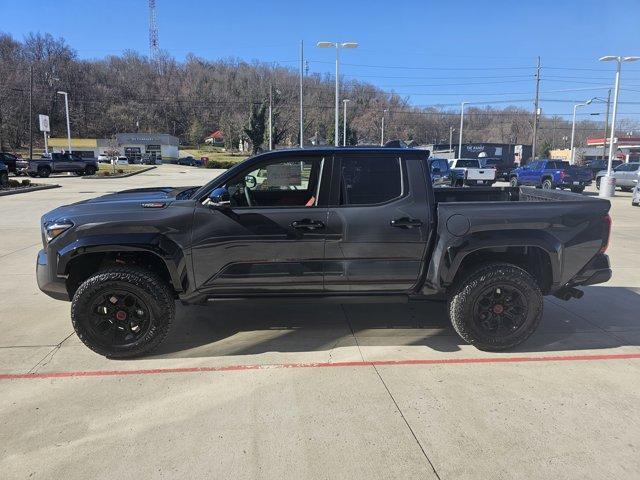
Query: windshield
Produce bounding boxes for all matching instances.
[456,160,480,168]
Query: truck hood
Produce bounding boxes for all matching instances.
[42,186,199,224]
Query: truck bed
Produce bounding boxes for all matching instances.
[433,186,604,204]
[427,186,611,294]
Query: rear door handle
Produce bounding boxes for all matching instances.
[390,217,423,229]
[291,219,325,230]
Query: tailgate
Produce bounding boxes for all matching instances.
[563,167,592,183]
[466,168,496,180]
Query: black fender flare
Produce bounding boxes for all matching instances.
[425,229,562,290]
[57,233,189,293]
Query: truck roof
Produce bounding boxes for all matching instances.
[251,146,430,158]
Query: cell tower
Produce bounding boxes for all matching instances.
[148,0,159,60]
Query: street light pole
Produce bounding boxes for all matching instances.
[458,101,468,158]
[380,109,388,146]
[598,55,640,198]
[57,91,71,153]
[299,40,304,148]
[342,99,350,146]
[603,89,611,161]
[268,84,273,150]
[449,126,454,152]
[317,41,358,147]
[570,98,593,165]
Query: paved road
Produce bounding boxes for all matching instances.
[1,165,639,479]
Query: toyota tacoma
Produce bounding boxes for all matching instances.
[36,147,612,357]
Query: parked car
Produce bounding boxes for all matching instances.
[178,156,201,167]
[449,158,496,186]
[0,161,8,186]
[427,157,451,187]
[0,152,19,173]
[595,162,640,192]
[22,153,99,178]
[479,157,515,182]
[509,159,592,193]
[583,159,623,177]
[98,154,115,164]
[112,156,129,166]
[36,147,612,358]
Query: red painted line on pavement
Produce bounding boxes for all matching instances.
[2,352,640,381]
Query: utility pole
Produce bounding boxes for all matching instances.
[268,84,273,150]
[531,56,541,160]
[603,88,611,161]
[449,126,454,152]
[29,65,33,159]
[299,40,304,147]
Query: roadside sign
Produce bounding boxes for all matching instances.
[39,114,50,132]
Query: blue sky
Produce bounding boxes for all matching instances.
[2,0,640,122]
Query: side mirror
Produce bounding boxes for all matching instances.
[244,175,257,189]
[209,187,231,208]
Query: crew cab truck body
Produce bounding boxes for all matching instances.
[36,147,612,357]
[449,158,496,187]
[20,152,99,177]
[510,159,592,193]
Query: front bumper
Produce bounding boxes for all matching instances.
[36,249,70,301]
[568,253,612,287]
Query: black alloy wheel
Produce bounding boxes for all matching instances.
[87,290,152,348]
[473,285,527,336]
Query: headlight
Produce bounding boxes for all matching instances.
[44,220,74,242]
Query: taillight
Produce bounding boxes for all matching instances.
[600,214,612,253]
[559,170,567,180]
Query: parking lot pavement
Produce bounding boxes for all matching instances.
[1,172,639,479]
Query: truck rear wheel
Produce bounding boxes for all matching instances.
[84,165,96,176]
[71,266,175,358]
[448,263,543,351]
[509,176,519,187]
[38,166,51,178]
[541,179,553,189]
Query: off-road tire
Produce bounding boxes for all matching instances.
[570,186,585,193]
[541,178,553,190]
[38,166,51,178]
[71,266,175,358]
[595,177,601,190]
[0,171,8,187]
[84,165,96,176]
[509,176,519,187]
[448,263,543,351]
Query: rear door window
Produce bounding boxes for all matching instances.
[340,157,403,206]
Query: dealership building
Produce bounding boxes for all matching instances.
[48,133,179,162]
[427,142,533,164]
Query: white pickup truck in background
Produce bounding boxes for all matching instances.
[449,158,497,187]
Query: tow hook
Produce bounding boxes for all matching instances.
[554,287,584,301]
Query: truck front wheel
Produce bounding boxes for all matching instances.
[448,263,543,351]
[71,266,175,358]
[541,179,553,189]
[509,176,519,187]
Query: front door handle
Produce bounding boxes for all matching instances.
[390,217,423,229]
[291,219,325,230]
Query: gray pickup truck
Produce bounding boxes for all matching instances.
[17,153,99,178]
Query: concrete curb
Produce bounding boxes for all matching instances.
[83,166,157,179]
[0,183,61,197]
